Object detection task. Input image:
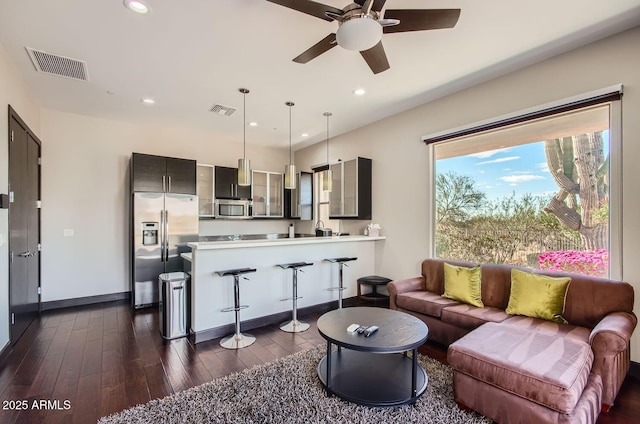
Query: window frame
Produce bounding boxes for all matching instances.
[424,86,623,279]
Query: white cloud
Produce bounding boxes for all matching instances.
[468,148,511,159]
[500,174,545,183]
[476,156,520,165]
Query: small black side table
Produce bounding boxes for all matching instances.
[357,275,392,306]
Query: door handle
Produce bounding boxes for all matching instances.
[160,210,165,262]
[18,251,31,257]
[168,176,172,192]
[162,175,166,192]
[165,211,169,262]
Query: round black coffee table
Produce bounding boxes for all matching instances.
[316,307,429,407]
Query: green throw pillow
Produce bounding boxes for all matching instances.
[506,269,571,324]
[442,263,484,308]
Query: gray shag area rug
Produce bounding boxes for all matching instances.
[98,346,491,424]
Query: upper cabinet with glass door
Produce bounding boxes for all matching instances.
[329,157,372,220]
[252,170,284,218]
[196,164,214,217]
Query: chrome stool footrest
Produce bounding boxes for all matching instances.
[221,305,249,312]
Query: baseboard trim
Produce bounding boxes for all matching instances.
[41,292,130,311]
[190,297,358,344]
[629,361,640,379]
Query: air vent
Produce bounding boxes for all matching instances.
[25,47,89,82]
[209,104,237,116]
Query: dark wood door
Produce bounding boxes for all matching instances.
[166,157,196,194]
[131,153,165,192]
[8,107,41,344]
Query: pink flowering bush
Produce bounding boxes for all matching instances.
[538,249,609,277]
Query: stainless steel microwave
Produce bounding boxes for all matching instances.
[214,199,252,219]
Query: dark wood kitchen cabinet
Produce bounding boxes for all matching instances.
[329,157,371,220]
[214,166,251,199]
[131,153,196,194]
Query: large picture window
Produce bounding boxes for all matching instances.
[425,88,622,278]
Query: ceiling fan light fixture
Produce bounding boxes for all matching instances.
[336,16,382,51]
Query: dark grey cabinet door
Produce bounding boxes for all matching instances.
[215,166,251,199]
[132,153,196,194]
[132,153,166,192]
[166,157,196,195]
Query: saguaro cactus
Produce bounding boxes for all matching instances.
[543,132,608,250]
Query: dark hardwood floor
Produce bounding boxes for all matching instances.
[0,300,638,423]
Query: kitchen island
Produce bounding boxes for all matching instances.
[184,235,385,343]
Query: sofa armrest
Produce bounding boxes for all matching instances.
[589,311,637,355]
[387,277,425,310]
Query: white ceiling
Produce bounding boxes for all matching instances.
[1,0,639,150]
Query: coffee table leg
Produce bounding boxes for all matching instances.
[326,340,332,393]
[411,347,417,397]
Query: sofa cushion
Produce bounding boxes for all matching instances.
[448,322,594,414]
[441,304,510,330]
[506,269,571,324]
[442,263,484,308]
[396,291,460,318]
[501,315,591,344]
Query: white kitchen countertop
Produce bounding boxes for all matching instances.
[187,235,385,251]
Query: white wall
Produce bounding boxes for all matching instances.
[296,26,640,361]
[39,110,289,303]
[0,42,41,350]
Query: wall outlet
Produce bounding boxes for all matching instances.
[63,229,74,237]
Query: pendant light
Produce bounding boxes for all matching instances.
[237,88,252,186]
[322,112,333,192]
[284,101,296,189]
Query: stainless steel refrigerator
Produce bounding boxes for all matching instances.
[132,192,198,308]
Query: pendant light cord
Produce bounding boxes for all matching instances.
[243,91,246,159]
[289,104,292,164]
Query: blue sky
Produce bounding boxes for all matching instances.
[436,142,557,201]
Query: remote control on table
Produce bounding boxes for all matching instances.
[364,326,379,337]
[356,325,368,334]
[346,324,360,333]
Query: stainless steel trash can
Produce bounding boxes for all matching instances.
[158,272,189,339]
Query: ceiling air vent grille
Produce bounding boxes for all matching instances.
[210,104,237,116]
[25,47,89,82]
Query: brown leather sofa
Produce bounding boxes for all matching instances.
[388,258,636,424]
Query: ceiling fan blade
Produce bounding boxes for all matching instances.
[360,41,390,74]
[383,9,461,33]
[293,33,337,64]
[266,0,343,22]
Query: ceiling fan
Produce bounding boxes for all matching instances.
[266,0,461,74]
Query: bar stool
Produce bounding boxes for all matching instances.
[277,262,314,332]
[325,257,357,309]
[216,267,257,349]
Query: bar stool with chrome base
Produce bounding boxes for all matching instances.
[216,267,256,349]
[325,257,357,309]
[277,261,314,332]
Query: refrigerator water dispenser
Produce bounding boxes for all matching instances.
[142,222,159,245]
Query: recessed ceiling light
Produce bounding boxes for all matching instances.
[141,97,155,104]
[301,133,309,137]
[353,88,366,96]
[124,0,150,14]
[248,121,258,127]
